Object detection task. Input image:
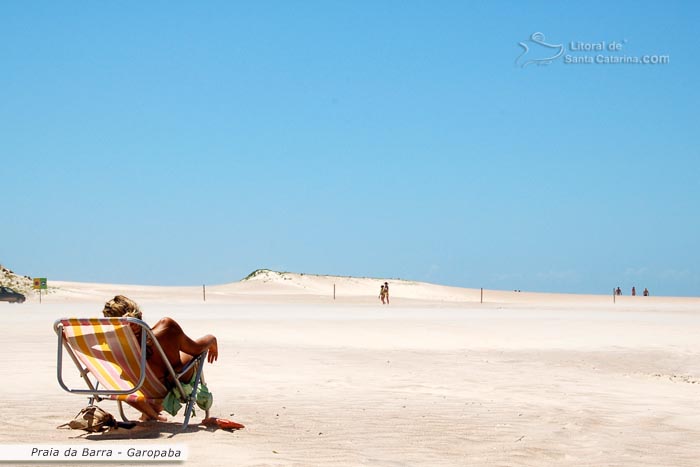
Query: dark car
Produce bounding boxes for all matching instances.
[0,287,25,303]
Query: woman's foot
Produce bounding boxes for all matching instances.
[139,412,168,422]
[128,400,168,422]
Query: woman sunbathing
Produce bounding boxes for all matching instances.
[102,295,218,421]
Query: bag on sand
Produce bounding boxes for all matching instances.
[58,405,116,433]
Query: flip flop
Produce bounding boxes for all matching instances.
[202,417,245,430]
[216,419,245,430]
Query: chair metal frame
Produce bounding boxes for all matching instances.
[54,317,209,430]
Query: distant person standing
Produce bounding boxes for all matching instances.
[643,288,649,297]
[616,287,622,296]
[631,286,636,296]
[379,282,390,305]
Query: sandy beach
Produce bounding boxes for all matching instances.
[3,2,697,465]
[1,271,699,466]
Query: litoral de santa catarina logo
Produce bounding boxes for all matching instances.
[515,32,670,68]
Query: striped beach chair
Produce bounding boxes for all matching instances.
[54,317,208,430]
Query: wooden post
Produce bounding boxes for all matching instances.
[613,287,616,304]
[203,284,206,302]
[333,284,336,300]
[480,288,483,304]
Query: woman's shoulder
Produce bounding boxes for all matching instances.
[151,317,184,336]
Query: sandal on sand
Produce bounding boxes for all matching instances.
[202,417,245,430]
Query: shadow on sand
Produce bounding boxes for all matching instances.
[79,421,235,440]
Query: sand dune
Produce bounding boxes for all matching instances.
[41,268,484,304]
[28,268,700,309]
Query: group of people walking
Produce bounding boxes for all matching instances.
[615,286,649,296]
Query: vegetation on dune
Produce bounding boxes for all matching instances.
[241,268,406,283]
[0,265,34,295]
[242,269,275,281]
[0,264,58,296]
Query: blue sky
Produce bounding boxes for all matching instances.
[2,1,698,295]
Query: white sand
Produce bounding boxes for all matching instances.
[1,272,699,466]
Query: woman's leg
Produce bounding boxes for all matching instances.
[125,399,167,421]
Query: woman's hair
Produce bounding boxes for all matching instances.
[102,295,142,319]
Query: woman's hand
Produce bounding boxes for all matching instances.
[207,338,218,363]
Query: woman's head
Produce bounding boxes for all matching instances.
[102,295,142,319]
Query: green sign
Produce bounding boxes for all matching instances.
[33,278,47,290]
